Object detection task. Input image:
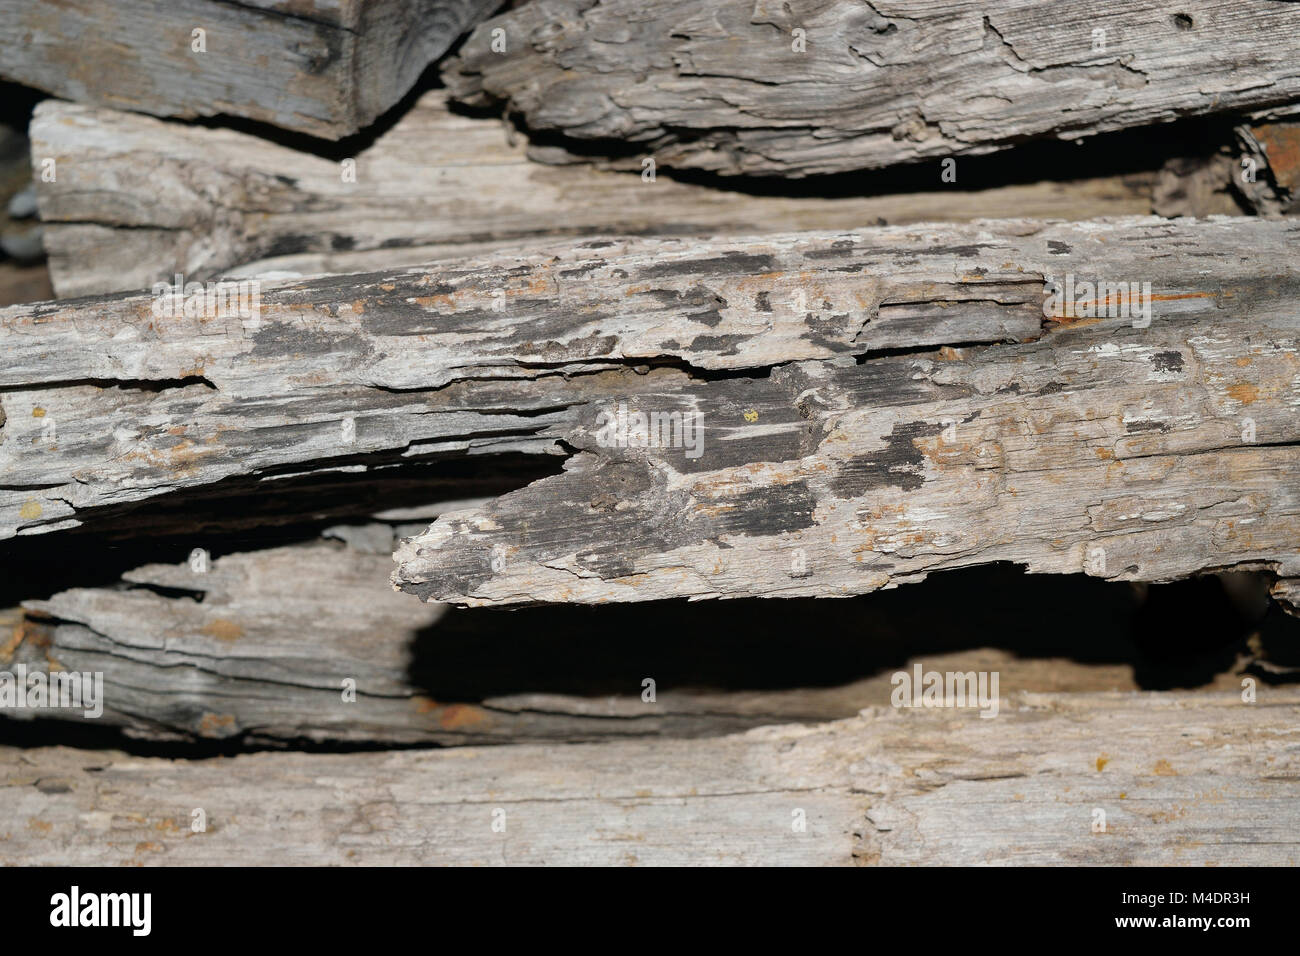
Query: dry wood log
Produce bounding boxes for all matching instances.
[6,539,1180,745]
[3,691,1297,865]
[30,94,1157,297]
[444,0,1300,178]
[4,217,1299,566]
[0,0,500,139]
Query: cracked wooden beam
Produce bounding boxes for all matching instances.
[0,0,500,139]
[390,221,1300,607]
[444,0,1300,178]
[10,535,1201,745]
[3,216,1298,544]
[3,691,1298,865]
[29,94,1159,298]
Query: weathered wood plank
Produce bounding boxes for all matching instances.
[3,691,1297,865]
[444,0,1300,177]
[0,0,499,138]
[30,94,1156,297]
[8,538,1181,744]
[393,293,1300,607]
[4,216,1298,552]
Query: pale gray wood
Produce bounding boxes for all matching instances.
[0,0,499,138]
[445,0,1300,177]
[3,691,1297,865]
[30,94,1156,297]
[8,534,1171,744]
[395,281,1300,607]
[4,216,1299,554]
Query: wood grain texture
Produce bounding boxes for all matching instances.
[31,94,1155,297]
[444,0,1300,177]
[0,0,499,138]
[3,691,1297,865]
[4,216,1299,556]
[9,537,1189,745]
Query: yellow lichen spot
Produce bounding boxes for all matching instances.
[743,409,759,423]
[19,499,42,520]
[1153,759,1176,776]
[32,407,45,418]
[1096,755,1109,772]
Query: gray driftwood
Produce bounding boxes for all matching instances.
[3,691,1297,865]
[31,94,1156,297]
[7,534,1183,745]
[4,218,1299,579]
[0,0,499,139]
[445,0,1300,177]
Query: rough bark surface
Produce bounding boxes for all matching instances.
[2,692,1297,865]
[4,217,1298,560]
[444,0,1300,177]
[31,94,1155,297]
[0,0,499,139]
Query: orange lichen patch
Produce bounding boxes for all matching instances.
[135,842,164,854]
[18,499,42,520]
[1048,315,1102,329]
[1226,383,1258,405]
[936,346,965,361]
[412,293,457,310]
[351,299,366,314]
[154,818,180,833]
[1096,755,1110,772]
[1153,759,1177,776]
[1235,356,1252,367]
[411,696,439,714]
[1252,122,1300,190]
[199,618,244,642]
[31,407,45,418]
[27,818,52,833]
[1095,447,1113,460]
[198,713,236,736]
[439,703,486,730]
[119,437,215,479]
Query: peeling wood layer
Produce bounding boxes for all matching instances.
[3,216,1298,549]
[11,538,1226,745]
[444,0,1300,177]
